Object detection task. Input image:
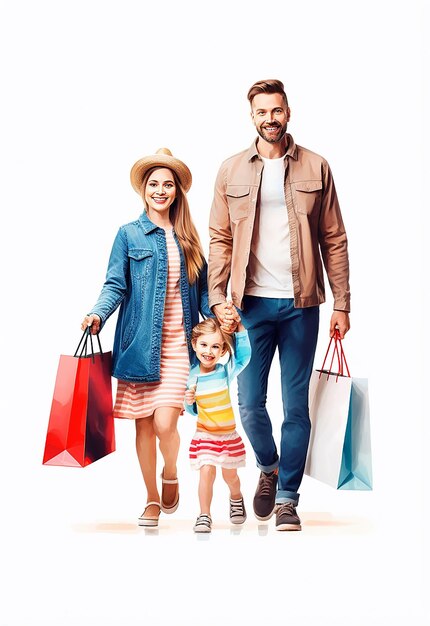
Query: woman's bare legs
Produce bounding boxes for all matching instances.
[153,406,181,507]
[135,417,159,517]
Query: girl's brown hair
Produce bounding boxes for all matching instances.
[140,167,205,284]
[191,317,234,356]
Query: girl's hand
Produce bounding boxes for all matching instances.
[215,300,240,334]
[81,314,101,335]
[185,384,196,405]
[220,320,238,333]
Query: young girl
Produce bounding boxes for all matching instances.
[184,315,251,533]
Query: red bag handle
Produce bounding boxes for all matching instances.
[74,328,103,363]
[336,332,350,377]
[319,329,350,381]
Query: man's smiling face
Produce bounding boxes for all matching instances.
[251,92,290,144]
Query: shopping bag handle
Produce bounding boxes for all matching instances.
[319,329,350,381]
[74,328,103,363]
[336,332,350,377]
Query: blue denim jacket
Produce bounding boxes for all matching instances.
[90,212,212,382]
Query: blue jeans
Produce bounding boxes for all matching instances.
[237,296,319,505]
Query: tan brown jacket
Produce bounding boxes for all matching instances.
[208,135,350,312]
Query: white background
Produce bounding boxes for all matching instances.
[0,1,427,625]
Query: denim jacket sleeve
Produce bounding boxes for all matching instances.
[89,227,128,326]
[198,262,214,319]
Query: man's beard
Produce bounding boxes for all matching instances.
[256,122,287,144]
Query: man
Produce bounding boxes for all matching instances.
[208,79,350,531]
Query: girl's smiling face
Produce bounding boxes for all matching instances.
[192,330,226,372]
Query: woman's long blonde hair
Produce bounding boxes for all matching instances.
[140,167,205,283]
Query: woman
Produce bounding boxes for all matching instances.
[81,148,212,527]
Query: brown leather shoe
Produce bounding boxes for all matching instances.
[253,471,278,521]
[160,470,179,514]
[275,502,301,531]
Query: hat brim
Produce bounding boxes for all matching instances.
[130,154,192,194]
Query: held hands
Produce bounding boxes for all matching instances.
[213,301,241,334]
[81,314,101,335]
[330,311,350,339]
[185,384,197,405]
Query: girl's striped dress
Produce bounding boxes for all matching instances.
[185,331,251,469]
[113,227,189,419]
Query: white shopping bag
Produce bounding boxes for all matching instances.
[304,334,372,490]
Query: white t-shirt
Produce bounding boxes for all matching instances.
[245,156,294,298]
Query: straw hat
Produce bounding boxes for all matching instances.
[130,148,192,194]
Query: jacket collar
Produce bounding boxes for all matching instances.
[138,210,162,234]
[247,133,298,162]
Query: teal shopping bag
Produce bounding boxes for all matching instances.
[305,333,373,491]
[337,376,372,490]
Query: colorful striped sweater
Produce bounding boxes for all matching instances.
[184,331,251,435]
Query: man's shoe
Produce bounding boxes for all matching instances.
[275,502,301,531]
[229,497,247,524]
[253,471,278,521]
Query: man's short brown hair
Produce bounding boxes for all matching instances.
[247,79,288,107]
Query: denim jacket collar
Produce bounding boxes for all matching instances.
[246,133,298,163]
[138,210,161,234]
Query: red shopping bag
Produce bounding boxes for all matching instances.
[43,329,115,467]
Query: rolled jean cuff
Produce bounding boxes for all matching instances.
[276,490,299,506]
[256,459,279,474]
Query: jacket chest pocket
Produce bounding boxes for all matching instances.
[292,180,322,215]
[226,185,251,222]
[128,248,154,279]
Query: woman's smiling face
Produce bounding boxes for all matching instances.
[144,167,176,218]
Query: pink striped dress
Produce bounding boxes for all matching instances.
[113,227,190,419]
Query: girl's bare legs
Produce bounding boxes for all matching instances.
[135,417,159,516]
[153,406,181,507]
[198,465,217,515]
[221,468,242,499]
